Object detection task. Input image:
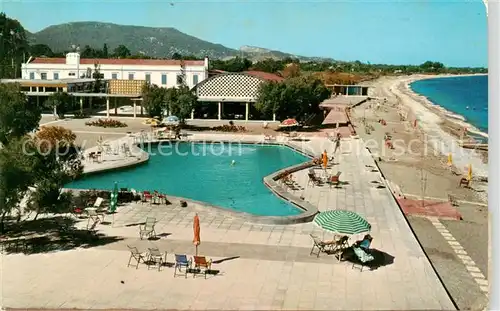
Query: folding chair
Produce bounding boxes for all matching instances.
[174,254,192,278]
[147,247,166,271]
[139,217,156,240]
[127,245,146,269]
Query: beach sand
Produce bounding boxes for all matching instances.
[352,75,487,204]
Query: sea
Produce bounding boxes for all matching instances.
[410,75,488,135]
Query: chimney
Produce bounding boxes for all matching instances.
[204,56,209,70]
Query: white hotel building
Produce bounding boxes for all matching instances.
[21,52,209,89]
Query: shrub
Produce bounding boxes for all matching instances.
[211,125,246,132]
[85,118,128,128]
[35,126,77,151]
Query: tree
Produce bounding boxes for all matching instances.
[141,84,167,118]
[172,52,182,60]
[168,86,198,122]
[28,127,82,218]
[102,43,109,58]
[92,63,103,92]
[0,137,40,231]
[29,44,54,57]
[281,63,301,78]
[113,45,131,58]
[0,83,41,145]
[45,91,74,119]
[0,13,29,79]
[255,76,331,123]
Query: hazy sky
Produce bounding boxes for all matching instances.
[1,0,488,67]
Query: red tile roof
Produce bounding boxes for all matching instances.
[243,71,284,82]
[29,57,205,66]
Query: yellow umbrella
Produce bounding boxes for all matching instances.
[447,153,453,167]
[467,164,473,181]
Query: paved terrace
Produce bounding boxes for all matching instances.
[2,134,456,310]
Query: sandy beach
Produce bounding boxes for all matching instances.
[353,74,488,204]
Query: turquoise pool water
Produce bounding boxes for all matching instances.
[67,142,310,216]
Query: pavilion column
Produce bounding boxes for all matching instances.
[106,98,110,118]
[273,113,276,122]
[114,98,118,116]
[53,106,57,117]
[346,86,349,96]
[133,101,137,118]
[36,96,40,106]
[79,98,83,112]
[89,97,93,112]
[191,109,194,120]
[218,102,222,120]
[245,102,249,121]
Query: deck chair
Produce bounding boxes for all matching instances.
[139,217,156,240]
[332,236,350,261]
[127,245,146,269]
[351,247,375,272]
[89,197,104,209]
[328,172,342,188]
[174,254,192,278]
[307,173,322,187]
[309,234,334,257]
[193,256,213,279]
[448,194,459,206]
[147,247,166,271]
[86,209,104,231]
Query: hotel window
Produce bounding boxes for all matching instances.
[128,73,134,80]
[145,73,151,83]
[192,74,199,85]
[40,73,47,80]
[161,74,167,85]
[53,73,59,80]
[29,72,34,80]
[176,74,183,85]
[112,73,118,80]
[68,72,76,77]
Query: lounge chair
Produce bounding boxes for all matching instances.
[459,177,470,187]
[147,247,166,271]
[307,172,322,187]
[309,234,335,257]
[127,245,146,269]
[448,194,459,206]
[351,247,374,272]
[89,197,104,209]
[86,209,104,231]
[174,254,192,278]
[328,171,342,188]
[139,217,157,240]
[332,236,350,261]
[193,256,212,279]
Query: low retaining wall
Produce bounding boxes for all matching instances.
[74,138,321,225]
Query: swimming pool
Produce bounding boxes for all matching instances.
[67,142,310,216]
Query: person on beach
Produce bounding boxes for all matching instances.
[334,133,341,153]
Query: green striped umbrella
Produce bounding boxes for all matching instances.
[313,210,371,235]
[109,182,118,213]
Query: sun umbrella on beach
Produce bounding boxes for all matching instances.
[193,213,201,256]
[447,153,453,167]
[313,210,371,235]
[467,164,473,181]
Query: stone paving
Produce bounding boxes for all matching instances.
[1,134,457,310]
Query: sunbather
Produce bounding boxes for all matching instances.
[356,234,373,251]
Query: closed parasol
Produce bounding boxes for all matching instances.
[193,213,201,255]
[322,151,328,169]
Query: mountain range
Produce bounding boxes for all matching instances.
[27,21,334,62]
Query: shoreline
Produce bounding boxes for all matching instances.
[354,74,488,203]
[402,74,488,139]
[395,75,488,177]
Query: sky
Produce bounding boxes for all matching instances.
[0,0,488,67]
